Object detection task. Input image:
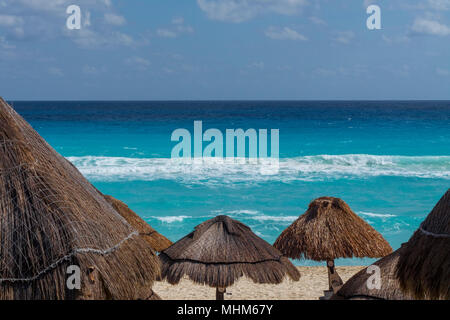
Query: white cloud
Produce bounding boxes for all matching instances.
[265,26,307,41]
[197,0,308,23]
[0,35,15,49]
[313,68,337,77]
[157,29,177,38]
[66,28,138,48]
[248,61,264,69]
[380,64,411,77]
[177,24,194,34]
[411,18,450,36]
[363,0,377,8]
[395,64,410,77]
[172,17,185,25]
[0,0,133,47]
[104,13,126,26]
[12,0,110,13]
[67,28,99,47]
[241,61,265,75]
[0,14,23,26]
[436,67,450,76]
[84,11,91,27]
[114,32,134,46]
[0,14,24,38]
[48,67,63,77]
[156,18,194,38]
[15,0,71,12]
[333,31,355,44]
[163,67,175,74]
[428,0,450,10]
[309,16,326,26]
[313,65,369,78]
[382,34,410,44]
[82,65,101,75]
[125,56,151,70]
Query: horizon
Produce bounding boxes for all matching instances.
[5,99,450,102]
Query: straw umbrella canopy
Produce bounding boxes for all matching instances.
[159,215,300,299]
[147,289,162,300]
[274,197,392,292]
[395,189,450,300]
[102,195,172,252]
[332,246,413,300]
[0,98,160,300]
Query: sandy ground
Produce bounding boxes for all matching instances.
[153,266,364,300]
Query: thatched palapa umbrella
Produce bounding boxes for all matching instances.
[147,289,162,300]
[0,98,161,299]
[332,246,413,300]
[159,215,300,300]
[396,189,450,300]
[274,197,392,295]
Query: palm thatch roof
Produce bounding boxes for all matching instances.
[274,197,392,261]
[147,289,161,300]
[160,215,300,288]
[395,189,450,300]
[333,246,413,300]
[102,195,172,252]
[0,98,160,300]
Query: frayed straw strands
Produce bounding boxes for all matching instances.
[274,197,392,261]
[159,215,300,293]
[395,189,450,300]
[147,289,162,300]
[333,246,413,300]
[274,197,392,294]
[0,98,161,300]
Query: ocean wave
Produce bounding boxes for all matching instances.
[146,210,415,240]
[225,209,260,215]
[66,154,450,183]
[152,215,191,223]
[357,211,396,218]
[149,212,298,224]
[247,215,298,222]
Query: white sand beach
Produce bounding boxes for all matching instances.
[154,266,364,300]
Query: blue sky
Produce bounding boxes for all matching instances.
[0,0,450,100]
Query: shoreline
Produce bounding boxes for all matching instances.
[154,266,365,300]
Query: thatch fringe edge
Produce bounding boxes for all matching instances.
[161,257,286,266]
[0,231,139,283]
[334,294,384,300]
[160,253,300,287]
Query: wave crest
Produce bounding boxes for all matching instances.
[66,154,450,183]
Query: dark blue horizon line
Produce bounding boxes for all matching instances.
[6,99,450,103]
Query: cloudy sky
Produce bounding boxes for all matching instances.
[1,0,449,100]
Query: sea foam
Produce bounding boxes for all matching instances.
[66,154,450,184]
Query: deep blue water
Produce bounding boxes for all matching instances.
[10,100,450,266]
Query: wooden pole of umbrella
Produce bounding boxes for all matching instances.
[327,260,343,293]
[216,287,226,300]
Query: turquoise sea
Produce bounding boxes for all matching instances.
[11,101,450,266]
